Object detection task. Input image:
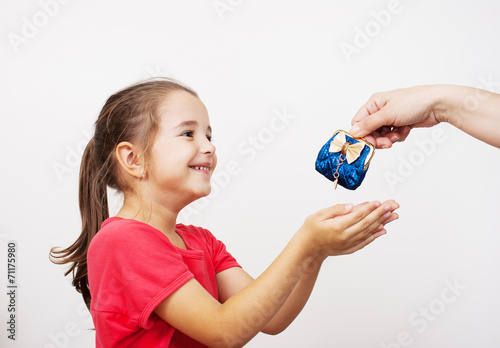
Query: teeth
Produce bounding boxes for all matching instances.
[193,166,210,171]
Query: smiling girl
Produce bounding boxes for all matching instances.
[51,78,399,347]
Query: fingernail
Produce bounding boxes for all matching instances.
[390,135,399,142]
[373,200,381,207]
[345,203,353,211]
[383,212,391,219]
[350,125,360,136]
[384,204,391,212]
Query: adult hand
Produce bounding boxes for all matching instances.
[349,86,442,149]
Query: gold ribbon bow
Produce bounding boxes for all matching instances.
[328,131,365,164]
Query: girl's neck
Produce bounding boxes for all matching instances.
[116,193,179,239]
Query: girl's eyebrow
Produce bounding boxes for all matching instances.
[175,120,212,133]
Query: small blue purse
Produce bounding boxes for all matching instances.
[315,130,375,190]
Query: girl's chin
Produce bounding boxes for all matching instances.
[189,187,212,201]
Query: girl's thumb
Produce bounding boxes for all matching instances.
[315,203,353,221]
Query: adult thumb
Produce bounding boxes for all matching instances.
[350,109,391,137]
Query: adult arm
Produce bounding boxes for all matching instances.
[350,85,500,149]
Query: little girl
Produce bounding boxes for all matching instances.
[51,78,399,347]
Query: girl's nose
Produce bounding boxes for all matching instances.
[200,137,216,154]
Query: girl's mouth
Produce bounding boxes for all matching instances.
[191,166,210,171]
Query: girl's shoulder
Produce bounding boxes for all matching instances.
[90,217,171,252]
[175,223,225,252]
[98,217,157,237]
[175,223,213,241]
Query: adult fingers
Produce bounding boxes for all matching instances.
[363,134,377,146]
[397,126,412,141]
[363,133,393,149]
[363,129,393,149]
[379,126,392,137]
[383,125,413,145]
[373,136,394,149]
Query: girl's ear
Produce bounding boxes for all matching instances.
[115,141,145,179]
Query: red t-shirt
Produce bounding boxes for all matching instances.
[87,217,241,347]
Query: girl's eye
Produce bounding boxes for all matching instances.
[206,135,212,142]
[181,130,194,137]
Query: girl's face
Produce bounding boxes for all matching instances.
[148,91,217,207]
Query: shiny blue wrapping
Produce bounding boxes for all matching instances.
[315,133,371,190]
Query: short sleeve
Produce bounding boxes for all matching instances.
[88,218,194,330]
[208,232,241,273]
[177,224,241,274]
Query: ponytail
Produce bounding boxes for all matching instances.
[50,138,109,310]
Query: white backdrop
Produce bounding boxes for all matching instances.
[1,0,500,347]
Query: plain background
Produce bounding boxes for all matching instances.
[1,0,500,347]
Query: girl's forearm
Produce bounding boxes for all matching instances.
[261,255,324,335]
[215,229,316,347]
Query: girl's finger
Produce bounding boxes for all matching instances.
[349,211,399,244]
[352,201,369,212]
[382,212,399,225]
[314,203,353,221]
[343,201,399,239]
[343,228,387,255]
[330,200,381,230]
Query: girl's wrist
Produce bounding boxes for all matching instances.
[294,226,329,263]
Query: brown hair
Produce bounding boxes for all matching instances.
[50,77,198,310]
